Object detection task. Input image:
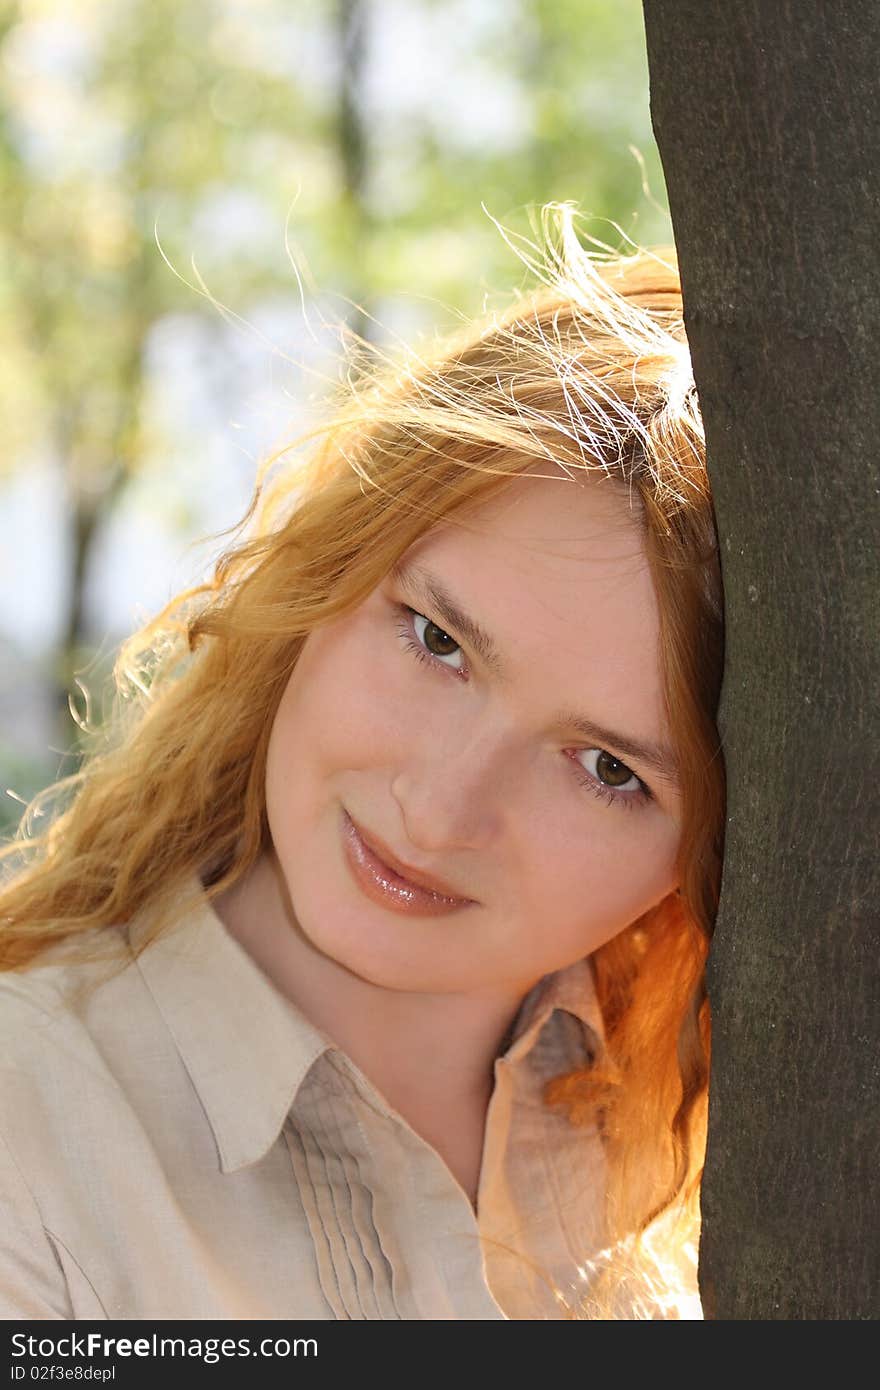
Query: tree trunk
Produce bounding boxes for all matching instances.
[642,0,880,1319]
[335,0,371,345]
[52,358,141,769]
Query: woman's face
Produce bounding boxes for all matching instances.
[263,470,683,996]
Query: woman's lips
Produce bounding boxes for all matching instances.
[341,809,476,917]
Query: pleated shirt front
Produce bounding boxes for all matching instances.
[0,878,609,1321]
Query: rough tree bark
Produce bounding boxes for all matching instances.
[642,1,880,1319]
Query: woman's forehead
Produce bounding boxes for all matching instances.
[405,470,648,588]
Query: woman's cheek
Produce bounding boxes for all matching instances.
[297,620,420,770]
[536,816,678,942]
[606,824,679,920]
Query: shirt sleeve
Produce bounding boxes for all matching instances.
[0,1131,72,1320]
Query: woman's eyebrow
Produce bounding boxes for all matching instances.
[391,558,505,676]
[553,711,679,785]
[389,557,680,785]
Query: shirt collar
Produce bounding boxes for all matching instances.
[131,876,331,1175]
[130,874,606,1175]
[504,953,605,1068]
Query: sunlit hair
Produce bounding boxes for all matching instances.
[0,207,724,1317]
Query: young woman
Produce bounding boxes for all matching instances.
[0,214,724,1320]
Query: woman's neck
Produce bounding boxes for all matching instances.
[209,847,527,1191]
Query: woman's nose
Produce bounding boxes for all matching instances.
[390,726,508,854]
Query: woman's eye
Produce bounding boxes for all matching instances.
[576,748,642,793]
[412,612,465,670]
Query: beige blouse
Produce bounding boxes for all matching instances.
[0,877,609,1321]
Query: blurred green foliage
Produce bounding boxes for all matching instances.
[0,0,668,472]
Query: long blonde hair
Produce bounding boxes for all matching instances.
[1,210,724,1313]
